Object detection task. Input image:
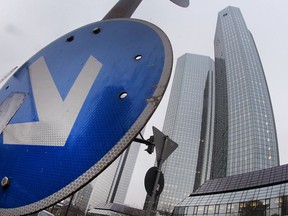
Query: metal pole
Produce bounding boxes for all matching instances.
[146,136,168,216]
[64,193,74,216]
[102,0,143,20]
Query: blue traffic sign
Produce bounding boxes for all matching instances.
[0,19,172,215]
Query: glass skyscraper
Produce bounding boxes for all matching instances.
[156,54,214,213]
[211,6,279,178]
[155,6,279,214]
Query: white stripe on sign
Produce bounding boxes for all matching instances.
[4,55,102,146]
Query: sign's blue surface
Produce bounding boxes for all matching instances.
[0,19,172,215]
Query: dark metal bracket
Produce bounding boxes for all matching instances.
[133,134,155,154]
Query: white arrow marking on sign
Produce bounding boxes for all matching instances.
[4,55,102,146]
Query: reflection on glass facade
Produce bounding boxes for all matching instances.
[173,164,288,216]
[194,70,215,191]
[158,6,280,214]
[88,141,141,210]
[156,54,214,212]
[211,6,279,178]
[74,183,93,213]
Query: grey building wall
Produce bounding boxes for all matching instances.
[211,6,279,178]
[157,54,214,212]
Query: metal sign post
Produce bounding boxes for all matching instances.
[145,127,178,215]
[146,136,168,216]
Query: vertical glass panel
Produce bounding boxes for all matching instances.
[173,207,179,215]
[231,203,239,213]
[239,202,245,212]
[208,205,215,214]
[251,201,257,208]
[219,204,226,213]
[271,197,280,209]
[226,203,232,213]
[265,199,270,209]
[178,207,185,215]
[204,205,209,214]
[187,206,194,215]
[281,196,288,215]
[255,200,268,215]
[194,206,198,215]
[197,206,204,214]
[215,204,220,214]
[269,208,279,215]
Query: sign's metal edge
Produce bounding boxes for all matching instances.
[1,18,173,216]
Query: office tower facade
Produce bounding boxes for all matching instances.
[211,6,279,178]
[74,183,94,213]
[156,6,280,214]
[88,141,141,209]
[156,54,214,213]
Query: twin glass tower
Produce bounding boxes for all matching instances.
[157,6,279,212]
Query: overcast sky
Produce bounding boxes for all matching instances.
[1,0,288,209]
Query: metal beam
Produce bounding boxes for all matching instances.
[102,0,143,20]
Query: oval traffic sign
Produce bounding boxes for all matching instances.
[0,19,172,215]
[145,166,165,196]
